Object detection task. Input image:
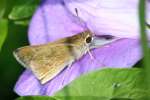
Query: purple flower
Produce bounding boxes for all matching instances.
[14,0,150,96]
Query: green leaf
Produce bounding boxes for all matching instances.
[17,96,149,100]
[16,96,111,100]
[14,19,30,26]
[0,0,6,18]
[9,0,40,20]
[55,68,150,100]
[0,19,8,51]
[0,21,28,99]
[138,0,150,90]
[16,96,56,100]
[56,96,110,100]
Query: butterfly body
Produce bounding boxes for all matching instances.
[14,30,92,84]
[14,30,118,84]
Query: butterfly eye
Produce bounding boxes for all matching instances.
[85,36,92,43]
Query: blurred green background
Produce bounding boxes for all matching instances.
[0,20,28,100]
[0,0,40,99]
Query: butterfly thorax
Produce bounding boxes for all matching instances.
[52,30,92,59]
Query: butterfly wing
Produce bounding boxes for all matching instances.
[13,43,75,84]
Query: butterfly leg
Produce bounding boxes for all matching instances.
[86,46,95,61]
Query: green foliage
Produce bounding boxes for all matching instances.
[14,20,30,26]
[55,68,149,99]
[55,96,110,100]
[0,19,8,51]
[139,0,150,91]
[0,0,6,18]
[16,96,56,100]
[16,96,112,100]
[0,0,40,99]
[0,20,28,100]
[17,96,150,100]
[9,0,40,20]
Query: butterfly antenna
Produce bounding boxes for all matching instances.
[75,8,84,38]
[75,8,79,17]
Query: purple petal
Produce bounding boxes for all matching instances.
[64,0,150,39]
[28,0,85,45]
[14,70,42,95]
